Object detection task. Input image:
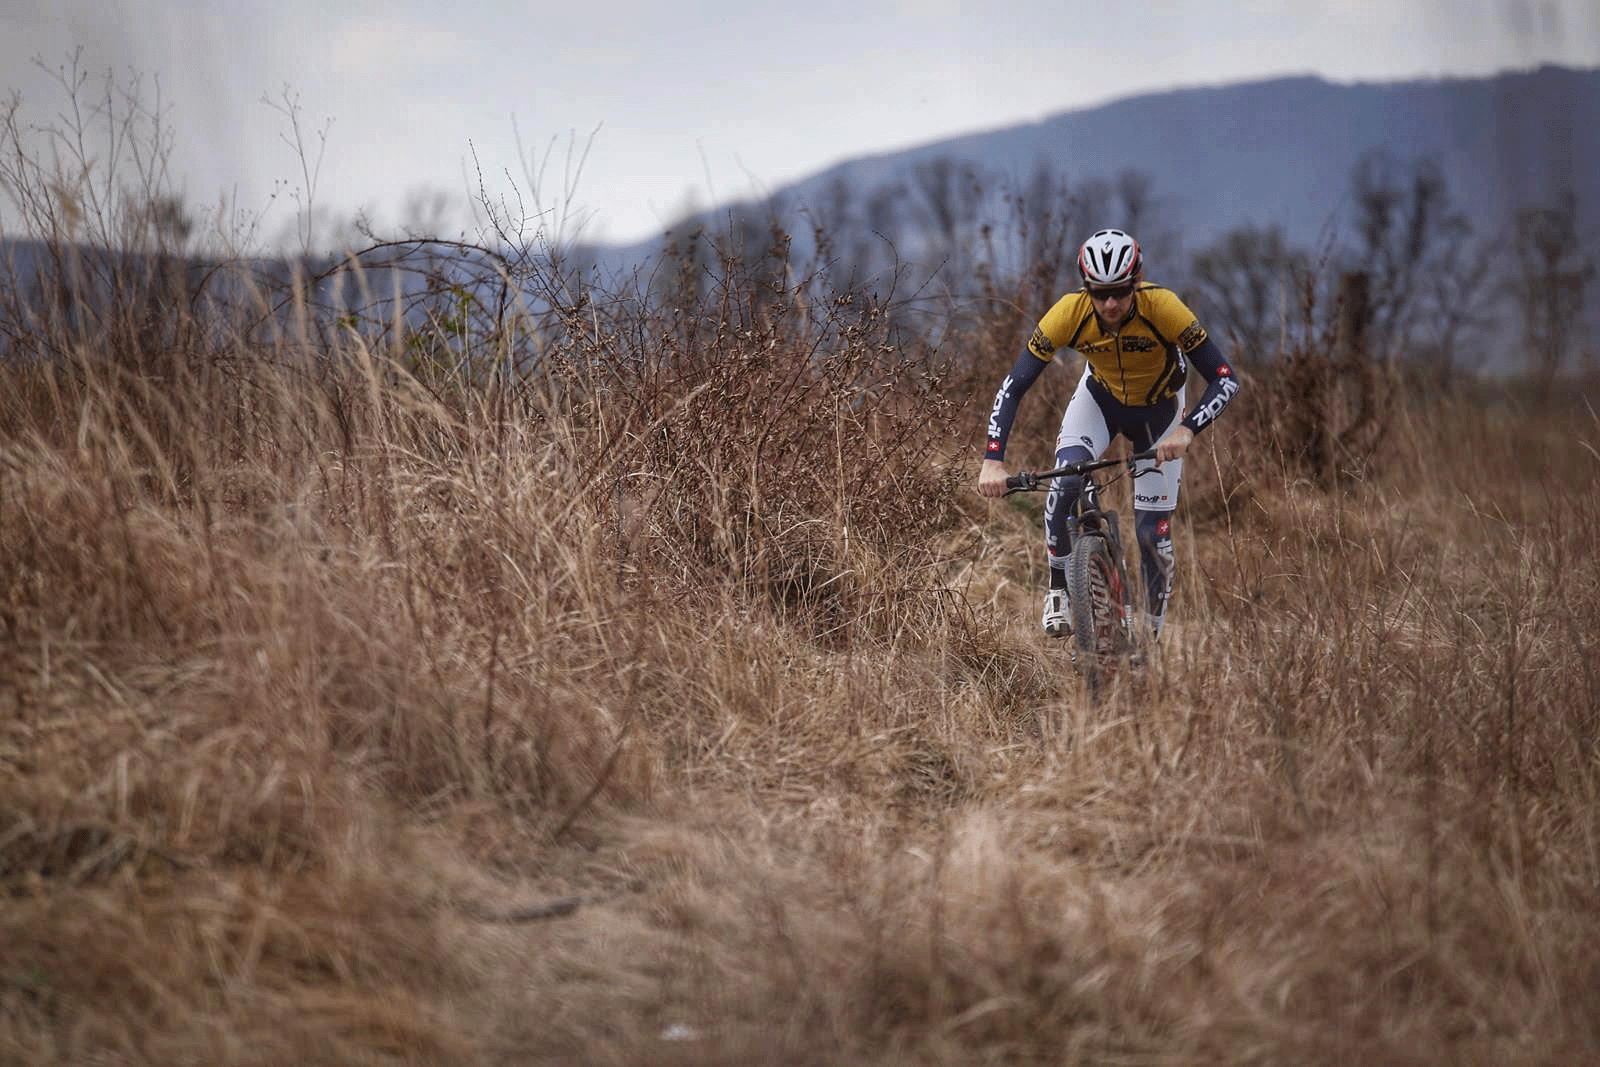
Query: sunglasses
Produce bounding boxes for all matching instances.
[1086,281,1138,301]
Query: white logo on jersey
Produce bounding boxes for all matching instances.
[987,374,1017,441]
[1189,376,1239,428]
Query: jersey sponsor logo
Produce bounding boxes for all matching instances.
[1154,532,1175,585]
[1135,491,1170,506]
[987,373,1017,441]
[1028,327,1055,357]
[1179,320,1207,351]
[1119,336,1158,352]
[1189,375,1240,428]
[1056,430,1095,453]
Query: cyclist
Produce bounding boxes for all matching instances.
[977,228,1239,644]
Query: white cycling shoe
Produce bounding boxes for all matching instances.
[1041,589,1071,638]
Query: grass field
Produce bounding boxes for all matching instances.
[2,235,1598,1066]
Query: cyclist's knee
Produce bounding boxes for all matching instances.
[1045,474,1085,512]
[1045,445,1092,518]
[1055,443,1094,467]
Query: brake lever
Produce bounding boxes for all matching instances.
[1002,471,1040,496]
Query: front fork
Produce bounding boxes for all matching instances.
[1103,511,1136,647]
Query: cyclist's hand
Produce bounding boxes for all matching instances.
[978,459,1012,498]
[1153,426,1194,465]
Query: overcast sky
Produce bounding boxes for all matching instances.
[4,0,1599,249]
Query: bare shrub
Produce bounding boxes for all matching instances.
[535,217,974,648]
[1230,269,1399,490]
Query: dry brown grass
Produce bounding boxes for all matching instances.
[3,230,1599,1067]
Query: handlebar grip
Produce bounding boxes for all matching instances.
[1004,474,1029,491]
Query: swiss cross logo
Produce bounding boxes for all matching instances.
[1219,364,1233,376]
[986,439,1002,453]
[1157,518,1170,537]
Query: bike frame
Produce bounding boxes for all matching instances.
[1004,449,1160,669]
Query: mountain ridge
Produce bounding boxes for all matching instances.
[602,63,1600,267]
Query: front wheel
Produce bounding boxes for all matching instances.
[1066,533,1133,669]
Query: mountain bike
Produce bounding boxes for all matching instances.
[1004,450,1159,687]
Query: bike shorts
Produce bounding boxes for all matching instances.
[1053,367,1185,512]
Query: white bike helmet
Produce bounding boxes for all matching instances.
[1077,229,1142,288]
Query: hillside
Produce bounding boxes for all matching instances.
[600,64,1600,266]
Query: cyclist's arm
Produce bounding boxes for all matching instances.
[1178,336,1240,435]
[983,349,1050,462]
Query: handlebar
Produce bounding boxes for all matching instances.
[1003,449,1159,494]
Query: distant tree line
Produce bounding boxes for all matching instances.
[5,55,1593,400]
[662,148,1596,394]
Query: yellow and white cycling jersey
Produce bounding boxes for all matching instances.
[1025,283,1210,407]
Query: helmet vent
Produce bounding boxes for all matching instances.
[1078,228,1141,285]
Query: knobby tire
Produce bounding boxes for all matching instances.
[1066,533,1129,692]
